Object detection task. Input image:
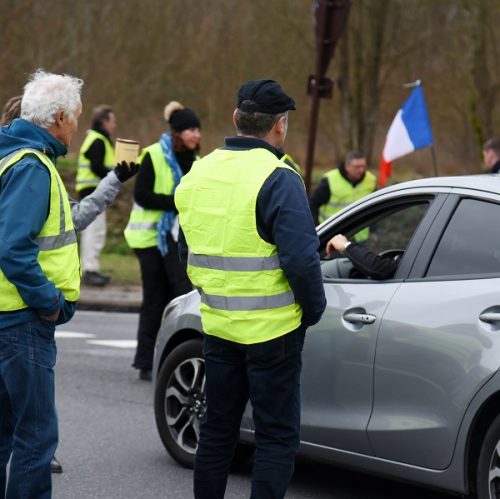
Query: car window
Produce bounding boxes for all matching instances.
[353,203,429,254]
[426,198,500,277]
[321,200,430,280]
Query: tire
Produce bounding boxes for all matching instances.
[477,414,500,499]
[154,339,206,468]
[154,338,256,470]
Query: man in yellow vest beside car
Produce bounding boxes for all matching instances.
[175,79,326,499]
[76,104,116,287]
[309,150,376,226]
[0,69,83,499]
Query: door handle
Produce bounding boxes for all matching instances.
[479,312,500,324]
[343,312,376,325]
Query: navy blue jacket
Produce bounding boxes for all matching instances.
[180,136,326,329]
[0,118,77,328]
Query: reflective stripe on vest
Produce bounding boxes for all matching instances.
[0,148,81,311]
[76,130,115,191]
[38,230,77,250]
[175,147,303,344]
[124,143,176,249]
[200,291,296,311]
[188,251,281,271]
[126,222,158,231]
[189,252,295,309]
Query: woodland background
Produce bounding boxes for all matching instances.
[1,0,500,264]
[2,0,500,174]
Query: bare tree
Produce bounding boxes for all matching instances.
[1,0,500,177]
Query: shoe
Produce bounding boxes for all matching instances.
[139,369,153,381]
[51,455,63,474]
[82,271,111,287]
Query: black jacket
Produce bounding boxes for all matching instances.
[78,126,113,200]
[491,160,500,174]
[346,243,398,280]
[134,149,196,211]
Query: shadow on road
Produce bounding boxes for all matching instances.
[231,456,454,499]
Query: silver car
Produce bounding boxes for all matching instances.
[153,174,500,499]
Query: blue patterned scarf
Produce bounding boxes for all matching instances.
[157,132,183,256]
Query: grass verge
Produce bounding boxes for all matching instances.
[100,253,141,286]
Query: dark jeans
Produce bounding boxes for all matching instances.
[133,236,191,370]
[0,319,58,499]
[194,327,305,499]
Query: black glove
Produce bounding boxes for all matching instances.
[114,161,140,183]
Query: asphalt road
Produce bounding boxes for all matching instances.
[52,311,456,499]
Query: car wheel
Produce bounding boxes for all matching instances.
[154,338,255,469]
[477,414,500,499]
[154,339,206,468]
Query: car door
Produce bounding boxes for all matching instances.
[299,193,444,455]
[300,280,400,454]
[368,193,500,470]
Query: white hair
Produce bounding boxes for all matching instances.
[20,69,84,128]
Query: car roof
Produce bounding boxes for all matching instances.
[316,173,500,232]
[380,173,500,195]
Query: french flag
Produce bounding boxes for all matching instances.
[379,84,433,187]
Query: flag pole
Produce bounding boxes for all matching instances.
[403,79,421,88]
[430,145,439,177]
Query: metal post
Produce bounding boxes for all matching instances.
[431,145,439,177]
[304,5,326,194]
[304,86,320,193]
[304,0,351,194]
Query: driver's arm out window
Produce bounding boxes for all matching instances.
[321,202,430,280]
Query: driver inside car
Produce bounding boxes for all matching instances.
[326,234,398,280]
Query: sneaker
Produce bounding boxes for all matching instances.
[82,271,111,287]
[51,455,63,473]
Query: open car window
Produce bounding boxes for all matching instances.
[320,199,431,281]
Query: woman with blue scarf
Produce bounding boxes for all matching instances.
[124,101,201,381]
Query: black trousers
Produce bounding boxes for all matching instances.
[133,236,191,370]
[194,328,305,499]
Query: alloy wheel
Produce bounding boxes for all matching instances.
[164,357,206,455]
[488,441,500,499]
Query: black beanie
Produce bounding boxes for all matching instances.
[169,108,201,132]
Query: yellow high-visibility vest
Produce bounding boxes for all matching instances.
[320,168,376,241]
[0,149,80,311]
[76,129,115,192]
[175,147,303,344]
[124,143,175,249]
[319,168,376,222]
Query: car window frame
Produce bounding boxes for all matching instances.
[318,191,449,283]
[408,190,500,281]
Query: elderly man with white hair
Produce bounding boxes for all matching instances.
[0,69,84,498]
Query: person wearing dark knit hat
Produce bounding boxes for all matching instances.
[124,101,201,381]
[168,105,201,133]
